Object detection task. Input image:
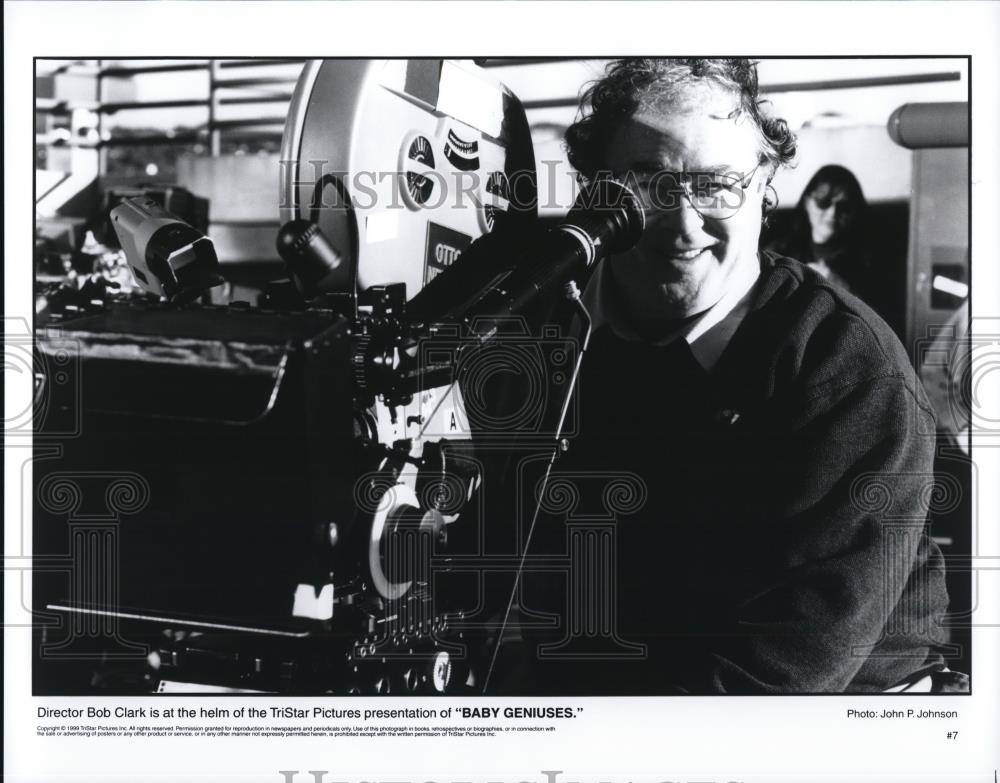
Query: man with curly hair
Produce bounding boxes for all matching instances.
[513,58,956,694]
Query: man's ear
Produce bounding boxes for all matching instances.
[762,183,779,217]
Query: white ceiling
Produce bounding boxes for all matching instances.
[492,57,968,132]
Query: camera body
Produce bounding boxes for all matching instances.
[33,59,538,695]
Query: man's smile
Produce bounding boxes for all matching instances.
[664,245,715,262]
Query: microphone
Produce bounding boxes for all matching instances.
[457,179,644,339]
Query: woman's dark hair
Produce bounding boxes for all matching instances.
[565,58,797,183]
[794,164,867,218]
[782,164,868,256]
[767,164,872,292]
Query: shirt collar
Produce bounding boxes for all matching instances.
[581,250,761,372]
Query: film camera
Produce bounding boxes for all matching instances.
[33,60,642,695]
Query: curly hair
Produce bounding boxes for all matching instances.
[565,58,797,183]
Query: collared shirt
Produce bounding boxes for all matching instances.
[581,250,761,372]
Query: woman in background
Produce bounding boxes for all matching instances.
[769,164,870,294]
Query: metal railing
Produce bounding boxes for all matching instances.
[35,59,307,169]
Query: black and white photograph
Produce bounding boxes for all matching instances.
[5,3,1000,783]
[28,53,974,697]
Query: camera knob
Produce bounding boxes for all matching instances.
[429,651,452,693]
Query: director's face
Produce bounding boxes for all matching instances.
[605,89,768,317]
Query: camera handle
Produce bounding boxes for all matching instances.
[482,280,593,693]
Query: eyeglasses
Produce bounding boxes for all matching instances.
[622,162,763,220]
[810,194,854,212]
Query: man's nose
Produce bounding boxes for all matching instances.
[648,191,706,236]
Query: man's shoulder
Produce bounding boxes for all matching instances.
[746,252,927,409]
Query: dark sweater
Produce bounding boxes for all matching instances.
[516,252,949,694]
